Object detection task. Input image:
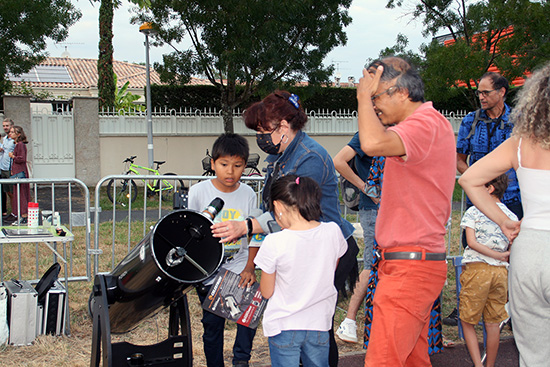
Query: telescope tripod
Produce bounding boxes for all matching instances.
[90,274,193,367]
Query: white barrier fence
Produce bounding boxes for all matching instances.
[99,107,469,136]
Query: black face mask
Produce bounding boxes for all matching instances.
[256,132,281,155]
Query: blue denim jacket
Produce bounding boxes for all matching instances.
[262,130,355,239]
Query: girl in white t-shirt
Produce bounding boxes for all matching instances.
[254,175,347,367]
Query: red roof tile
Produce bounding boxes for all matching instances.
[35,57,162,89]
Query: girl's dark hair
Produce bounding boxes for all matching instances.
[485,174,509,200]
[243,90,308,132]
[269,175,321,221]
[12,125,28,144]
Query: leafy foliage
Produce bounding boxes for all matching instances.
[0,0,81,95]
[385,0,550,110]
[114,74,144,111]
[133,0,353,132]
[96,0,149,110]
[9,81,53,100]
[98,0,116,109]
[151,84,359,111]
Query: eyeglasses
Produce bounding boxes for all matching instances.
[475,89,496,97]
[371,86,398,101]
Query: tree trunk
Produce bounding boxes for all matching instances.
[222,104,234,133]
[98,0,115,110]
[220,80,237,133]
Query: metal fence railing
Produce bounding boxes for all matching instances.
[92,174,265,276]
[0,177,91,283]
[99,109,469,136]
[0,174,468,284]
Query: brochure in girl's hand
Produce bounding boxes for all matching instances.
[202,268,267,329]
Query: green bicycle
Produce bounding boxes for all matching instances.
[107,156,184,206]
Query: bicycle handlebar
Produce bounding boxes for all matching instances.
[123,155,137,163]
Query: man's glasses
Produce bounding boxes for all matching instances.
[371,86,398,101]
[475,89,496,97]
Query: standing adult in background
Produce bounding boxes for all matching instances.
[456,72,522,217]
[458,62,550,367]
[333,133,378,343]
[8,126,30,225]
[357,57,456,366]
[0,118,15,222]
[216,90,359,366]
[446,72,522,327]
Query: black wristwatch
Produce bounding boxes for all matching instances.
[246,217,253,237]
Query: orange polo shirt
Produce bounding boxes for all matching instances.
[375,102,456,253]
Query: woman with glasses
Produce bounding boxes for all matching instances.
[214,90,359,366]
[459,61,550,367]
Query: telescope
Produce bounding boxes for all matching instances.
[90,198,225,367]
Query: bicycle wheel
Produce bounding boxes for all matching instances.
[107,178,138,207]
[156,173,185,202]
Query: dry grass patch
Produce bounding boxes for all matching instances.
[1,209,508,365]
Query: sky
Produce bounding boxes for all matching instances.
[46,0,431,83]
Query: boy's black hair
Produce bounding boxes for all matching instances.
[269,175,322,221]
[211,133,249,162]
[485,174,509,200]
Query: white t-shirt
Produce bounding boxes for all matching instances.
[188,179,257,285]
[254,221,347,337]
[460,202,518,267]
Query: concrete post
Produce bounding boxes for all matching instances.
[2,95,32,160]
[72,97,100,185]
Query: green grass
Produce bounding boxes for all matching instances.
[453,180,465,202]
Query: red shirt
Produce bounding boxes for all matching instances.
[376,102,456,252]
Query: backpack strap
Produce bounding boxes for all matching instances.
[465,109,483,140]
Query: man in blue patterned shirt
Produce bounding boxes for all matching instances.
[456,72,522,218]
[446,72,522,327]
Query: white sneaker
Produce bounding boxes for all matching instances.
[336,321,358,343]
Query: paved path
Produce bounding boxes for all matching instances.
[337,337,519,367]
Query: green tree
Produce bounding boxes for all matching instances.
[98,0,115,109]
[386,0,550,109]
[134,0,352,133]
[96,0,148,110]
[367,33,425,70]
[0,0,81,95]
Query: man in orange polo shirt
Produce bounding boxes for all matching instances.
[357,57,455,366]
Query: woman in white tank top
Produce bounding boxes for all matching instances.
[459,62,550,367]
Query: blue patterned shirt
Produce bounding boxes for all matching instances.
[456,104,520,206]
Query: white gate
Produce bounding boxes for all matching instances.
[31,110,75,178]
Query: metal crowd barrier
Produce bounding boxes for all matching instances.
[0,177,91,283]
[92,175,265,276]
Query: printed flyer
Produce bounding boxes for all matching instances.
[202,269,267,329]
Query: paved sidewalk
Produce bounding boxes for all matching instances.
[338,337,519,366]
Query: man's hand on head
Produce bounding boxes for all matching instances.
[357,65,383,103]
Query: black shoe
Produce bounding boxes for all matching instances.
[11,217,27,226]
[443,308,458,326]
[3,213,17,222]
